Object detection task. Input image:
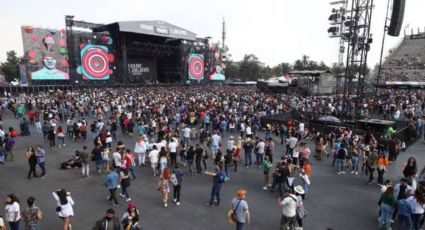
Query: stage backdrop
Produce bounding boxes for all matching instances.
[21,26,69,80]
[127,58,157,82]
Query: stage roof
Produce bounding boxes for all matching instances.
[94,20,197,41]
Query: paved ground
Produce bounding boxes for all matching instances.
[0,115,424,230]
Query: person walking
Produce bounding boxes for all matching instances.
[376,152,390,185]
[366,150,378,185]
[52,189,74,230]
[263,155,272,190]
[158,167,171,207]
[35,145,46,179]
[378,186,396,230]
[294,186,306,230]
[278,191,298,230]
[104,170,120,207]
[134,136,146,166]
[407,189,425,230]
[26,147,38,179]
[119,165,132,202]
[171,163,184,206]
[121,202,141,230]
[56,126,66,148]
[230,189,250,230]
[195,144,204,175]
[205,164,226,207]
[22,196,43,230]
[4,194,20,230]
[92,208,120,230]
[148,145,159,176]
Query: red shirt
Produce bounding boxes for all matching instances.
[28,111,35,120]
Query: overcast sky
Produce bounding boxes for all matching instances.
[0,0,424,68]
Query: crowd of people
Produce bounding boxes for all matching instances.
[0,85,424,230]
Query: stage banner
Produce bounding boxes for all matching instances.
[127,58,157,81]
[187,54,204,80]
[18,64,27,85]
[77,44,113,80]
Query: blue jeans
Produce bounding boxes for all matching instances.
[265,131,271,139]
[412,213,423,230]
[244,151,252,166]
[378,203,394,229]
[96,159,103,172]
[398,215,413,230]
[128,167,136,180]
[337,159,345,172]
[209,185,221,205]
[8,220,20,230]
[352,156,359,172]
[58,136,65,145]
[121,185,130,198]
[236,221,244,230]
[38,161,46,176]
[256,153,263,165]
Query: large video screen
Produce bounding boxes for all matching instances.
[127,58,157,82]
[21,26,69,80]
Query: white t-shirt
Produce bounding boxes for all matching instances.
[168,142,178,153]
[211,134,221,147]
[256,141,265,154]
[112,152,122,167]
[280,194,297,217]
[149,150,159,163]
[0,216,4,226]
[134,142,146,154]
[299,123,305,132]
[408,196,425,214]
[5,202,20,221]
[183,128,191,138]
[245,126,252,135]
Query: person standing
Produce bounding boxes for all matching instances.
[134,136,146,166]
[171,163,184,206]
[52,189,74,230]
[255,139,265,166]
[92,144,104,175]
[294,186,306,230]
[205,165,226,206]
[4,134,15,162]
[80,146,90,177]
[168,137,178,167]
[366,150,378,185]
[195,144,204,175]
[4,194,20,230]
[262,155,272,190]
[407,189,425,230]
[104,170,120,207]
[26,147,38,179]
[123,150,136,181]
[278,191,297,230]
[92,208,120,230]
[243,138,254,167]
[378,186,396,230]
[56,126,66,148]
[22,196,43,230]
[119,165,132,202]
[35,145,46,179]
[230,189,250,230]
[376,152,389,185]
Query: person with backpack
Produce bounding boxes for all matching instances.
[171,163,184,206]
[278,190,298,230]
[26,147,38,179]
[205,164,226,207]
[230,189,250,230]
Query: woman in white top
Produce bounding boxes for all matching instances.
[52,189,74,230]
[408,190,425,230]
[4,194,20,230]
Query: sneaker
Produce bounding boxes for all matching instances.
[173,199,177,203]
[126,198,131,202]
[263,186,268,190]
[176,202,180,206]
[350,171,355,174]
[340,171,346,174]
[119,194,125,198]
[337,172,341,175]
[40,175,46,179]
[112,203,120,207]
[164,203,168,208]
[355,172,359,175]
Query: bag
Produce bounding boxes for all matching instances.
[229,200,241,223]
[218,171,226,183]
[297,206,308,218]
[56,206,62,212]
[121,177,131,187]
[170,173,178,186]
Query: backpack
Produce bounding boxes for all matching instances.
[218,171,226,183]
[10,130,17,138]
[170,173,178,186]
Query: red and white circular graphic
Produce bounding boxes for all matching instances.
[188,55,204,79]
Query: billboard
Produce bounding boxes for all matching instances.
[77,44,113,80]
[21,26,69,80]
[187,54,204,80]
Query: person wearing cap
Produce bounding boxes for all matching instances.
[121,202,141,230]
[22,196,43,230]
[278,190,298,230]
[230,189,250,230]
[294,186,306,230]
[92,208,121,230]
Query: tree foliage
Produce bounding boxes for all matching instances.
[0,50,19,82]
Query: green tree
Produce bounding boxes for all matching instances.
[0,50,19,82]
[281,62,292,75]
[239,54,262,81]
[224,62,240,80]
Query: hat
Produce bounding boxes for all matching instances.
[230,136,234,139]
[245,138,251,142]
[236,189,247,198]
[128,201,136,208]
[294,185,305,195]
